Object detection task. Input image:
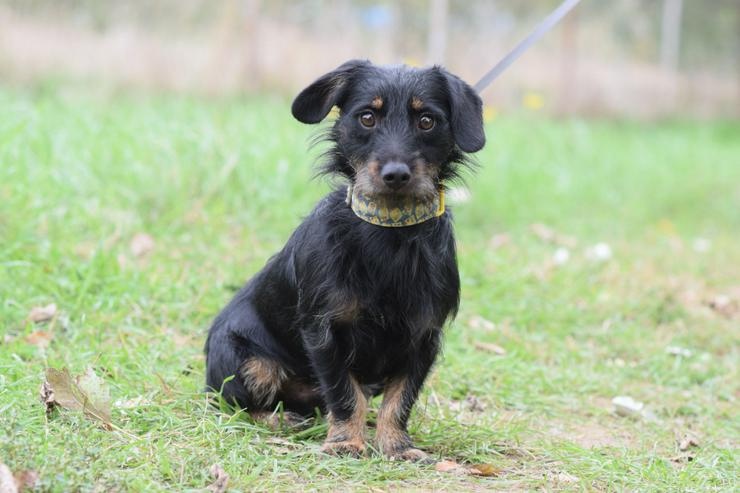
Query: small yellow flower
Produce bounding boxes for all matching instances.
[657,218,676,235]
[523,91,545,110]
[483,105,497,123]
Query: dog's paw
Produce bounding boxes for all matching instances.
[387,447,434,463]
[320,439,366,458]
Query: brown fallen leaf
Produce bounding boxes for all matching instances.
[207,464,229,493]
[14,470,39,492]
[670,453,695,465]
[0,463,18,493]
[28,304,57,323]
[473,341,506,355]
[530,223,577,247]
[489,233,511,249]
[555,471,579,483]
[467,316,495,331]
[706,293,738,319]
[114,396,153,409]
[434,460,468,475]
[435,460,501,477]
[468,463,501,477]
[154,372,174,398]
[449,394,487,413]
[679,435,700,451]
[41,368,112,429]
[25,331,53,349]
[130,233,155,257]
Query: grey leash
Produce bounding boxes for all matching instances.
[473,0,583,93]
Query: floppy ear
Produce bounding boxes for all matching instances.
[291,59,370,124]
[439,69,485,153]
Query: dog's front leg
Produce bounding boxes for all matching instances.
[303,327,367,457]
[376,333,439,462]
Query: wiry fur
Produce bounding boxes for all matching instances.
[205,59,485,459]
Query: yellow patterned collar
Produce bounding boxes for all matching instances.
[345,184,445,227]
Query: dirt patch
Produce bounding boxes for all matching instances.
[545,418,633,449]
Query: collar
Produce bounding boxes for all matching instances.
[345,183,445,227]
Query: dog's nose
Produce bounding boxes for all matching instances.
[381,162,411,190]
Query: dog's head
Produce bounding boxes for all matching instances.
[292,60,484,201]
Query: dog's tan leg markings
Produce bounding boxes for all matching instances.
[376,377,430,462]
[240,356,288,406]
[321,376,368,457]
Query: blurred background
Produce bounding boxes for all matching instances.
[1,0,738,119]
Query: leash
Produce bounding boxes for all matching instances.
[473,0,583,93]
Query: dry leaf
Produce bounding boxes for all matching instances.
[130,233,155,257]
[436,460,501,477]
[489,233,511,249]
[468,463,501,476]
[434,460,467,475]
[530,223,556,242]
[706,294,738,319]
[449,394,487,413]
[25,331,53,349]
[154,372,174,398]
[467,316,495,331]
[530,223,577,247]
[670,453,695,465]
[679,435,700,451]
[206,464,229,493]
[13,470,39,492]
[28,304,57,323]
[473,341,506,355]
[114,396,152,409]
[41,368,112,429]
[666,346,692,357]
[555,472,579,483]
[0,463,18,493]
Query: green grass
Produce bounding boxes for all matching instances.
[1,85,739,492]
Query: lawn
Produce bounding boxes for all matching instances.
[1,86,738,492]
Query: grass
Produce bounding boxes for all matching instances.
[1,85,739,492]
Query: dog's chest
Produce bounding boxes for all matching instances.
[340,232,457,329]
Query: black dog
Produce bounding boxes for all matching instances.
[205,60,484,460]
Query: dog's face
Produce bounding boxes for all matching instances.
[292,60,485,201]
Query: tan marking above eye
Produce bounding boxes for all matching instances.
[371,96,383,109]
[411,97,424,111]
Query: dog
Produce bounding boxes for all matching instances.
[205,59,485,461]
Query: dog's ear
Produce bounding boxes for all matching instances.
[291,59,370,124]
[437,68,485,153]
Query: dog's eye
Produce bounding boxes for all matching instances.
[418,115,435,131]
[359,112,376,128]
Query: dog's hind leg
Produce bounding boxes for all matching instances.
[206,317,314,426]
[205,321,255,410]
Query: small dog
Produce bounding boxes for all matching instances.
[205,60,484,460]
